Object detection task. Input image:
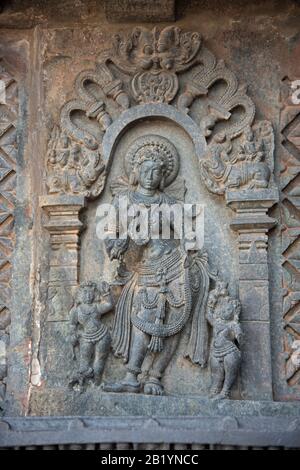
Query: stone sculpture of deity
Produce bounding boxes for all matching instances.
[102,134,213,395]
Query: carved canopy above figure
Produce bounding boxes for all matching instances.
[45,25,266,201]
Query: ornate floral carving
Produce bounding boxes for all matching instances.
[178,49,255,139]
[131,70,178,104]
[199,121,274,195]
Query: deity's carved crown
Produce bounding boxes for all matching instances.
[125,135,180,186]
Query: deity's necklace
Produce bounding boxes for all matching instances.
[129,190,163,207]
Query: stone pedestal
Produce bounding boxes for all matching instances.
[226,189,279,400]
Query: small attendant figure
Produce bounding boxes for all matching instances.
[206,281,243,400]
[68,281,114,391]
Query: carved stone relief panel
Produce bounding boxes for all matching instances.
[2,0,300,450]
[23,25,279,415]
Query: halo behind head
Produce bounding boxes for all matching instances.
[125,134,180,187]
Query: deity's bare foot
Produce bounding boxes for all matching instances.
[68,376,86,394]
[102,382,141,393]
[209,388,222,399]
[212,390,230,401]
[68,376,78,391]
[102,372,141,393]
[144,377,164,396]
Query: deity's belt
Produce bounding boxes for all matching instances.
[131,251,192,341]
[213,344,239,358]
[80,324,109,343]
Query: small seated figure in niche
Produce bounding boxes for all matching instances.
[200,123,272,194]
[206,281,243,400]
[227,125,270,190]
[68,281,114,391]
[46,126,105,197]
[236,126,264,163]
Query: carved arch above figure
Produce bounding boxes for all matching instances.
[45,25,273,201]
[101,104,207,169]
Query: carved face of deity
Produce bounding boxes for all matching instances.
[137,159,164,191]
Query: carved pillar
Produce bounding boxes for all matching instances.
[39,195,86,321]
[226,189,279,400]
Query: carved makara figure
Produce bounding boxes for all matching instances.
[200,121,274,195]
[68,281,114,391]
[103,135,213,395]
[206,281,243,399]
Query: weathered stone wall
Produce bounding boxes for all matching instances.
[0,1,299,446]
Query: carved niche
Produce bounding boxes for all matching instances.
[40,26,278,404]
